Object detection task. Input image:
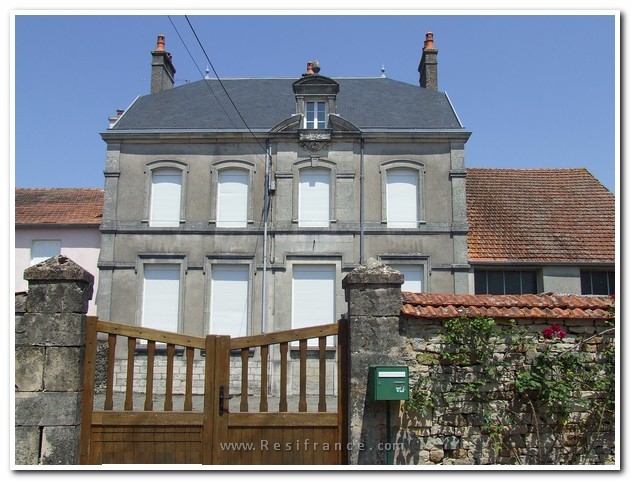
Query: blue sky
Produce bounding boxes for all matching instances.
[13,12,617,193]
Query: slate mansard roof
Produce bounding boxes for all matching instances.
[111,77,464,132]
[15,188,104,225]
[466,168,615,265]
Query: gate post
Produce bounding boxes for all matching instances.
[342,258,404,465]
[15,256,94,465]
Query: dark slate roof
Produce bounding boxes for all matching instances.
[466,168,615,264]
[15,188,103,225]
[112,77,463,131]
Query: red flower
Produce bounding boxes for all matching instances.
[542,325,567,340]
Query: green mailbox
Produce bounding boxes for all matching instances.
[368,365,409,401]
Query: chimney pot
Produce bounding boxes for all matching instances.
[156,34,165,51]
[306,61,314,75]
[424,31,435,50]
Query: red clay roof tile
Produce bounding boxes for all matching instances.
[15,188,103,225]
[402,292,613,320]
[466,168,615,263]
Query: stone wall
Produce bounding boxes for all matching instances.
[343,260,615,466]
[14,256,93,465]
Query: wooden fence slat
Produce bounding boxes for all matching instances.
[299,339,307,412]
[260,345,268,412]
[79,316,98,464]
[96,320,205,349]
[105,334,116,411]
[240,348,249,412]
[318,336,327,412]
[184,346,194,411]
[230,323,339,349]
[124,338,135,411]
[164,344,175,411]
[279,342,288,412]
[144,340,155,411]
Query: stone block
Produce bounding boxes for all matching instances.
[26,281,92,314]
[15,392,82,426]
[40,425,81,465]
[15,347,45,391]
[14,426,40,465]
[44,347,84,391]
[15,313,85,347]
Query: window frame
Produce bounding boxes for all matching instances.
[304,100,327,129]
[210,160,256,227]
[143,160,189,227]
[136,256,187,333]
[204,256,254,337]
[580,270,615,295]
[380,160,426,228]
[474,269,539,295]
[292,158,337,228]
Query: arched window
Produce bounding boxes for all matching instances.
[217,169,249,228]
[149,168,182,227]
[380,161,425,228]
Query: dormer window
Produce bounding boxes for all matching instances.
[305,101,327,129]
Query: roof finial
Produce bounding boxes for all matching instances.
[381,64,386,78]
[205,66,210,79]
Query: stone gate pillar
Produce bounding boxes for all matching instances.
[14,256,94,465]
[342,258,404,465]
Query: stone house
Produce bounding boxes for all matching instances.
[14,188,103,315]
[96,32,471,339]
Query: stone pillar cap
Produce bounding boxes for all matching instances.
[23,255,95,283]
[342,258,403,287]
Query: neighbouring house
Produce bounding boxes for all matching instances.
[466,168,615,296]
[14,188,103,315]
[96,32,471,339]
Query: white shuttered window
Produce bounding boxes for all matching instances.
[299,168,330,227]
[31,240,61,266]
[150,168,182,227]
[210,264,249,337]
[292,264,335,346]
[217,169,248,228]
[386,168,418,228]
[391,264,424,293]
[142,264,180,332]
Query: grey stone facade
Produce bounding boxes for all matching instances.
[14,256,93,465]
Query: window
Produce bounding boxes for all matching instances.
[386,168,419,228]
[580,271,615,295]
[305,101,326,129]
[390,264,424,293]
[149,168,182,227]
[209,264,249,337]
[142,264,180,332]
[299,168,330,227]
[31,240,61,266]
[474,270,538,295]
[292,264,335,346]
[217,169,249,228]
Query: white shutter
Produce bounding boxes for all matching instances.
[387,169,418,228]
[150,169,182,227]
[31,240,61,265]
[142,264,180,332]
[217,169,248,228]
[299,168,330,227]
[292,264,335,346]
[210,264,249,337]
[391,264,424,293]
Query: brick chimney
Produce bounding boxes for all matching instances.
[150,34,176,94]
[418,31,438,90]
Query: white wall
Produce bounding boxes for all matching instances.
[15,227,101,315]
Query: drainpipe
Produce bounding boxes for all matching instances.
[262,140,271,334]
[360,138,365,264]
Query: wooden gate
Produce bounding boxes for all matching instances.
[79,317,348,465]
